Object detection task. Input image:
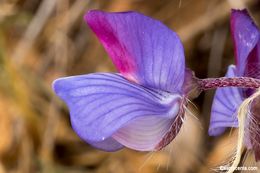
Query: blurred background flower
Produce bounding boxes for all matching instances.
[0,0,259,173]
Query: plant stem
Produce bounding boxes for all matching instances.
[198,77,260,90]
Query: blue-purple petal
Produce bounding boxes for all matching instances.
[113,116,177,151]
[245,40,260,78]
[209,65,244,136]
[85,10,185,93]
[89,137,124,151]
[231,9,260,76]
[53,73,182,151]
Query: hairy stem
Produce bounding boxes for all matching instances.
[198,77,260,90]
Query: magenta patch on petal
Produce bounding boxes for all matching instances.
[85,11,137,77]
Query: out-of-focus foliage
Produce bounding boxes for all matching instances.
[0,0,259,173]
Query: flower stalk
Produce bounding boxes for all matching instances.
[198,77,260,90]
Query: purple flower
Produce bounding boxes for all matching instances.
[52,10,192,151]
[209,9,260,160]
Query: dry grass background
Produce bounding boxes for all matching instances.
[0,0,260,173]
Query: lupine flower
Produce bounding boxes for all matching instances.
[209,9,260,161]
[53,10,196,151]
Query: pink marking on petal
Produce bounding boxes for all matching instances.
[122,73,139,84]
[85,11,137,77]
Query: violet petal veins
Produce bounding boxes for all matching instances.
[209,9,260,161]
[53,10,192,151]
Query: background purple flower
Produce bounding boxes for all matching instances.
[209,9,260,160]
[53,10,189,151]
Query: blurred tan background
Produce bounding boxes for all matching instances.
[0,0,260,173]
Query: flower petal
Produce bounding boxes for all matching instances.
[209,65,244,136]
[245,40,260,79]
[53,73,182,151]
[243,41,260,96]
[113,116,177,151]
[85,10,185,93]
[231,9,260,76]
[89,137,124,151]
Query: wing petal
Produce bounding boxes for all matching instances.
[89,137,123,151]
[113,116,177,151]
[53,73,182,151]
